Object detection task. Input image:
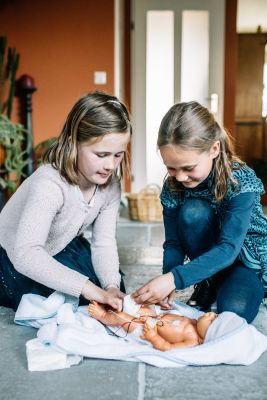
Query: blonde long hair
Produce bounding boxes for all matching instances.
[157,101,243,202]
[43,91,132,184]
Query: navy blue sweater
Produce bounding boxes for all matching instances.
[160,164,267,291]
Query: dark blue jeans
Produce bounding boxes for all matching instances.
[178,198,264,323]
[0,236,125,310]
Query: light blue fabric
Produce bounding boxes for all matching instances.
[14,292,267,370]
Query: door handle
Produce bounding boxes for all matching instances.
[209,93,218,114]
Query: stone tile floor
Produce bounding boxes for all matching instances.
[0,210,266,399]
[0,264,267,400]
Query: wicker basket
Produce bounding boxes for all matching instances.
[126,184,162,222]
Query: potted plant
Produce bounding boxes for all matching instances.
[0,114,29,190]
[0,36,19,117]
[0,36,30,210]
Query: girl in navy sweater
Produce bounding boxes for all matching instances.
[133,101,267,323]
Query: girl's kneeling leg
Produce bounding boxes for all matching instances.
[216,263,264,323]
[54,236,125,295]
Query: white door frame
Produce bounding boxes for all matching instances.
[131,0,225,192]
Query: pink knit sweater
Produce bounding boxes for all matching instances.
[0,164,121,297]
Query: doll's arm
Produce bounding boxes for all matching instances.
[168,338,199,349]
[142,322,172,351]
[142,322,199,351]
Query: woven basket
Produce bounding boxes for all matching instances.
[126,184,162,222]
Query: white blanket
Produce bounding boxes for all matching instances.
[14,292,267,371]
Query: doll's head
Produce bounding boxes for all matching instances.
[196,312,218,339]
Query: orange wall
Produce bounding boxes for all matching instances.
[0,0,114,144]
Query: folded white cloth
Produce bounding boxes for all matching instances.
[123,295,161,316]
[26,338,82,371]
[14,292,267,370]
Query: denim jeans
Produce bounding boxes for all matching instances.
[0,235,125,310]
[177,198,264,323]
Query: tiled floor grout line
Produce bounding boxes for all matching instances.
[137,362,146,400]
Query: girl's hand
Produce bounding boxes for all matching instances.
[158,289,176,310]
[105,286,126,300]
[132,273,176,305]
[81,280,123,311]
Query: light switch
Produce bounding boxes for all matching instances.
[94,71,107,85]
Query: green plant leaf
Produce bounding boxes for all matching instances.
[0,114,30,192]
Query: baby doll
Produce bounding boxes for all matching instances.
[88,300,218,351]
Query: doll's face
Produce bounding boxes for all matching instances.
[196,312,218,339]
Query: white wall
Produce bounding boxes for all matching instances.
[237,0,267,33]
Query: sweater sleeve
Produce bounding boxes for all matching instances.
[171,192,256,289]
[90,181,121,288]
[10,177,89,297]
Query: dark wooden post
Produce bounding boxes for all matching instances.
[16,74,36,177]
[224,0,237,137]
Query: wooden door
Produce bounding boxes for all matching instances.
[235,33,267,164]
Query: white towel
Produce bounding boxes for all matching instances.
[14,292,267,371]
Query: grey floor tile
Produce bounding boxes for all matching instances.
[0,264,267,400]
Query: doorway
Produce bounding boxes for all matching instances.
[131,0,225,191]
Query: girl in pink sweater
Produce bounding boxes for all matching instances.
[0,91,131,311]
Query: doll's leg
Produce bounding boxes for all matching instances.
[216,262,264,323]
[88,301,141,333]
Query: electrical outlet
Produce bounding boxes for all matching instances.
[94,71,107,85]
